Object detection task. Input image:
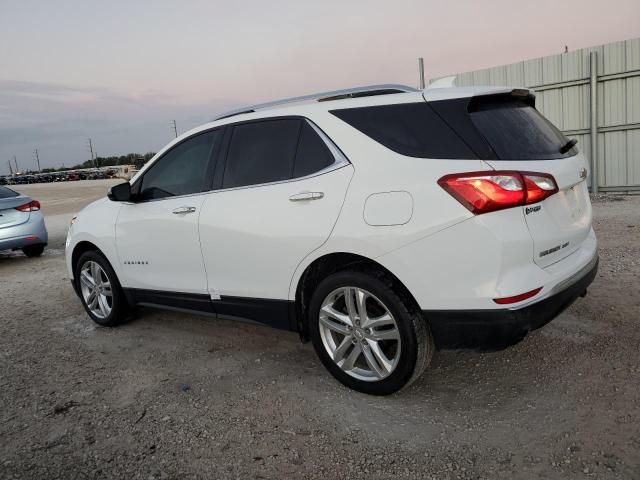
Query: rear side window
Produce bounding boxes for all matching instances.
[468,95,576,160]
[331,103,477,159]
[223,119,301,188]
[332,95,576,161]
[140,130,219,200]
[0,186,18,198]
[293,122,335,178]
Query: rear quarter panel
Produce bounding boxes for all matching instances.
[288,110,491,300]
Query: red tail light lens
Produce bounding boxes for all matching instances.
[438,171,558,215]
[15,200,41,212]
[493,287,542,304]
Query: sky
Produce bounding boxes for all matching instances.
[1,0,639,175]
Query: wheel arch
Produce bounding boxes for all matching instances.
[293,252,421,342]
[71,240,103,275]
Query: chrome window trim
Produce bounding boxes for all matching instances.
[130,117,350,204]
[214,118,351,194]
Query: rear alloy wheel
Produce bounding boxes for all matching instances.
[319,287,401,381]
[309,271,433,395]
[75,251,128,327]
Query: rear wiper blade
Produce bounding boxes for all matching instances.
[559,138,578,154]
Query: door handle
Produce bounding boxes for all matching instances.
[289,191,324,202]
[172,206,197,214]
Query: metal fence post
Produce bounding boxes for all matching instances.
[590,51,599,194]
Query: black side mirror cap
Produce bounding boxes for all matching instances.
[108,182,132,202]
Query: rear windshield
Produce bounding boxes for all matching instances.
[0,186,18,199]
[330,94,576,161]
[467,95,576,160]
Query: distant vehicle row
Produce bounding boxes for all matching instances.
[0,169,115,185]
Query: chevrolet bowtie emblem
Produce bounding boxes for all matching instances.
[579,168,588,179]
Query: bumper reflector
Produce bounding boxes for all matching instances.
[493,287,542,305]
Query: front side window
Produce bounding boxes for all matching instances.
[139,130,219,200]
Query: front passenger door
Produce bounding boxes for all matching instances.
[115,130,221,297]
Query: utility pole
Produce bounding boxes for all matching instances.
[88,138,97,168]
[171,119,178,138]
[34,149,41,172]
[418,57,426,89]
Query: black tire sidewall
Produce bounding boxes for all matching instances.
[75,250,126,327]
[309,271,421,395]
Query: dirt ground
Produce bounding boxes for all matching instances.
[1,181,638,479]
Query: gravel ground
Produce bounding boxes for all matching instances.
[0,181,638,479]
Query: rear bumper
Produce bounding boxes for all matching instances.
[425,255,599,350]
[0,214,48,251]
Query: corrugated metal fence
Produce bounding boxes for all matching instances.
[443,38,640,192]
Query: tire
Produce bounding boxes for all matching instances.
[22,244,45,257]
[309,270,434,395]
[74,250,129,327]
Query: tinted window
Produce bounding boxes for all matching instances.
[331,103,477,159]
[0,186,18,198]
[293,122,335,178]
[468,95,576,160]
[140,130,219,200]
[223,119,301,188]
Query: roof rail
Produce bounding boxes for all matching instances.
[213,84,418,121]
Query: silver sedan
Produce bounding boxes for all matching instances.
[0,185,48,257]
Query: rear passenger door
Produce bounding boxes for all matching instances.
[198,118,353,328]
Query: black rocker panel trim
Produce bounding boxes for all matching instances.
[125,288,214,313]
[122,289,293,331]
[215,296,292,331]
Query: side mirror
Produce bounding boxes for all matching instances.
[108,182,132,202]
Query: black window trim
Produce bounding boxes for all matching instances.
[130,127,224,203]
[211,115,350,193]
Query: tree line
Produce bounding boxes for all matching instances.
[40,152,156,173]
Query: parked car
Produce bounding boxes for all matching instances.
[0,185,48,257]
[66,84,598,395]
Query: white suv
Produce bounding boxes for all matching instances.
[66,84,598,395]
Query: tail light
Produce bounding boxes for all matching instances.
[15,200,41,212]
[438,171,558,215]
[494,287,542,305]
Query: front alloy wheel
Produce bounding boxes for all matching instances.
[79,261,113,319]
[75,250,128,327]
